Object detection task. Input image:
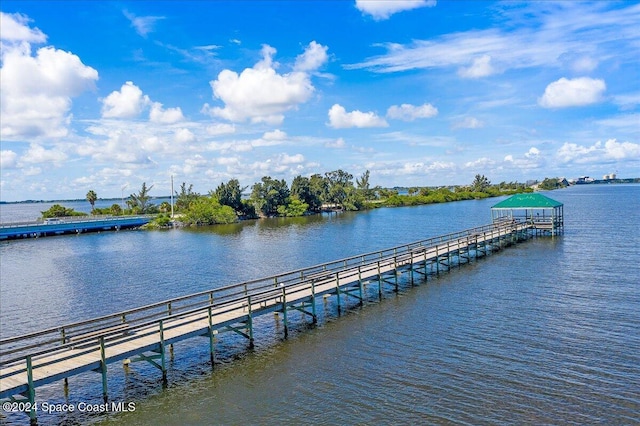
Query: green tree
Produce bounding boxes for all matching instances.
[86,190,97,214]
[214,179,245,213]
[182,196,237,225]
[277,197,309,217]
[128,182,155,214]
[309,174,328,210]
[356,170,375,201]
[250,176,290,216]
[471,174,491,192]
[291,175,322,212]
[324,169,353,208]
[175,182,200,212]
[110,204,123,216]
[41,204,87,218]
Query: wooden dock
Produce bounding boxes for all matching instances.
[0,220,534,424]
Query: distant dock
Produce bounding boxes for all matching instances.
[0,216,151,240]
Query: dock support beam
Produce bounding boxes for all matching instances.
[281,286,288,338]
[207,307,216,367]
[247,296,255,348]
[99,337,108,403]
[26,356,37,426]
[358,267,364,306]
[159,321,167,385]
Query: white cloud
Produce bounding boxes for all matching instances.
[206,123,236,136]
[102,81,150,118]
[453,117,484,129]
[1,150,18,169]
[355,0,436,20]
[22,144,68,165]
[570,56,598,73]
[279,153,305,164]
[525,147,540,158]
[503,147,545,170]
[175,128,195,144]
[150,102,185,124]
[458,55,494,78]
[123,10,165,37]
[0,12,46,43]
[386,103,438,121]
[348,3,640,74]
[208,43,326,124]
[0,14,98,140]
[325,138,346,148]
[557,139,640,163]
[328,104,388,129]
[539,77,606,108]
[464,157,495,169]
[294,41,329,72]
[263,129,287,141]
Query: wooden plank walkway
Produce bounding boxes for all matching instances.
[0,220,532,423]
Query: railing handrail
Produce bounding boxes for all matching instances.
[0,220,523,361]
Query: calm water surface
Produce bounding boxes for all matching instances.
[0,185,638,425]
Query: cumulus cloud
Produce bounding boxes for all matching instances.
[150,102,184,124]
[557,139,640,163]
[206,123,236,136]
[21,144,68,165]
[525,147,540,158]
[503,147,545,170]
[355,0,436,20]
[539,77,606,108]
[0,13,98,140]
[207,42,327,124]
[0,150,18,169]
[101,81,150,118]
[279,153,305,164]
[325,138,346,148]
[386,103,438,121]
[0,12,46,43]
[464,157,495,169]
[328,104,388,129]
[458,55,494,78]
[175,128,195,144]
[263,129,287,141]
[294,41,329,72]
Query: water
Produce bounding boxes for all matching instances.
[0,185,638,425]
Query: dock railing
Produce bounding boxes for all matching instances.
[0,220,527,371]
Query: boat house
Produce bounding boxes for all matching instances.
[491,193,564,236]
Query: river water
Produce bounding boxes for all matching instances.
[0,185,638,425]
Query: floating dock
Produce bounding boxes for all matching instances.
[0,219,544,424]
[0,216,151,240]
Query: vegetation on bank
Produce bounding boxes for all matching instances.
[41,171,535,227]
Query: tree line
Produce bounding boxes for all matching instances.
[41,172,532,226]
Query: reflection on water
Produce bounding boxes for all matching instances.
[1,185,638,425]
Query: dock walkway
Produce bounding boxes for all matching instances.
[0,216,151,240]
[0,220,532,424]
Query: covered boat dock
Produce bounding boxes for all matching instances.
[491,193,564,236]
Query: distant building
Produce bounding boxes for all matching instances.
[576,176,595,184]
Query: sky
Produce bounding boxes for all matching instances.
[0,1,639,202]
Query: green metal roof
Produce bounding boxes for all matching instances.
[491,193,563,209]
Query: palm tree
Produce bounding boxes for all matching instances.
[86,190,97,214]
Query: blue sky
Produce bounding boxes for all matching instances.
[1,1,638,201]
